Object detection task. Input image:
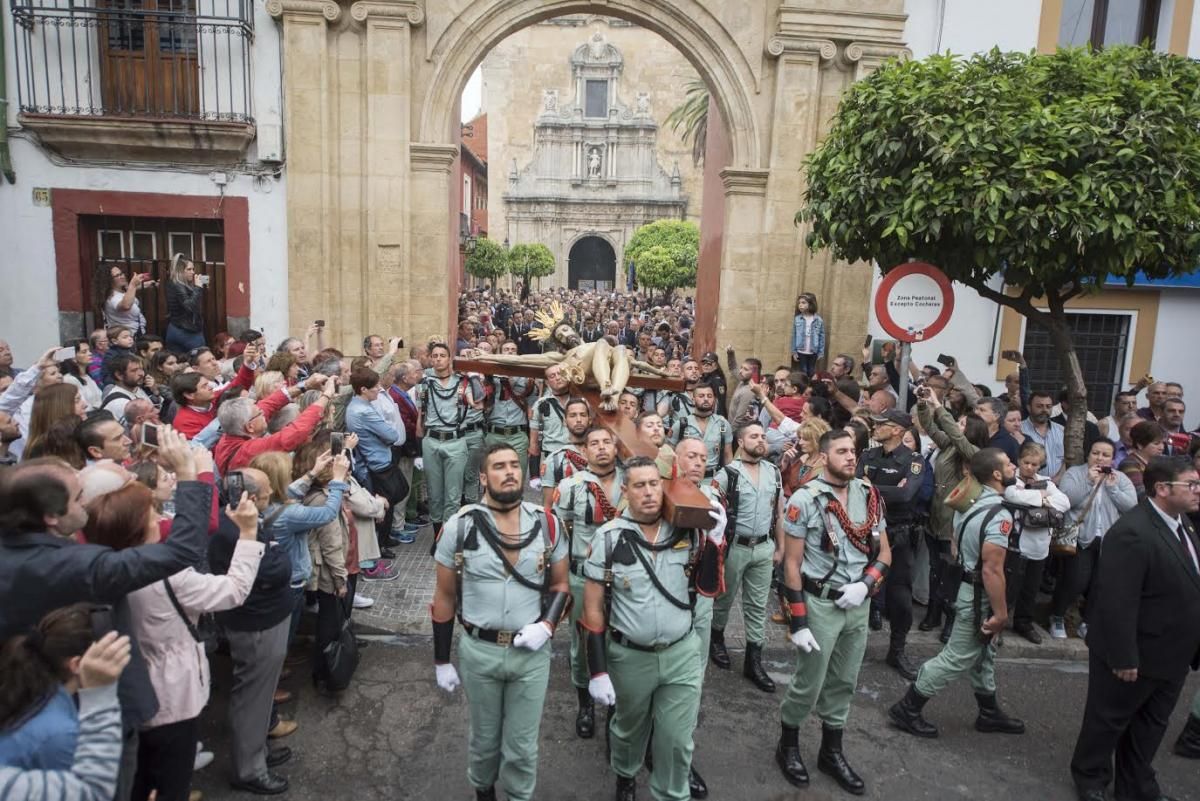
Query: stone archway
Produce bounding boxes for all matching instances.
[567,235,617,290]
[268,0,911,368]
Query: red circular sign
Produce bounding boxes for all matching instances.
[874,262,955,343]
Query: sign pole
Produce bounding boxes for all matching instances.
[897,341,912,412]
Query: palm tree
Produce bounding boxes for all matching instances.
[666,79,709,167]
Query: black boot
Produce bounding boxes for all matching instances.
[817,725,865,796]
[917,602,943,632]
[1174,714,1200,758]
[688,764,708,799]
[869,606,883,631]
[974,692,1025,734]
[575,686,595,739]
[888,685,939,738]
[615,775,637,801]
[939,607,954,644]
[775,723,809,787]
[709,628,731,670]
[885,646,919,681]
[475,786,496,801]
[743,642,776,693]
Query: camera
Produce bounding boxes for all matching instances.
[1099,466,1113,475]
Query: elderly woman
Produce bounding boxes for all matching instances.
[1117,420,1165,500]
[1048,437,1137,640]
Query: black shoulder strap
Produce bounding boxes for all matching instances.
[161,578,202,643]
[469,508,547,594]
[626,531,694,611]
[101,388,133,410]
[722,466,740,539]
[955,503,1005,570]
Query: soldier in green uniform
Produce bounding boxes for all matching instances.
[708,422,783,693]
[582,457,726,801]
[668,385,732,477]
[554,425,625,739]
[430,443,572,801]
[888,447,1025,739]
[775,428,892,796]
[636,413,676,479]
[542,398,592,507]
[651,358,698,433]
[418,341,480,538]
[460,366,487,505]
[485,342,535,479]
[528,364,572,492]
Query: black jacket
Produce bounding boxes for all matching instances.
[1087,500,1200,680]
[0,480,212,727]
[165,280,205,333]
[207,511,293,632]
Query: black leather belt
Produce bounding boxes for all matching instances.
[487,424,529,436]
[735,535,770,547]
[961,570,978,585]
[610,628,691,653]
[425,429,461,441]
[802,576,844,601]
[461,422,485,434]
[462,622,520,646]
[570,558,585,577]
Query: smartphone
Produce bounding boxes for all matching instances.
[936,353,955,367]
[330,432,344,457]
[314,319,326,328]
[752,368,761,384]
[141,423,160,448]
[139,272,152,282]
[397,337,405,349]
[863,334,873,348]
[225,472,245,499]
[1099,466,1113,475]
[53,346,76,362]
[196,274,210,288]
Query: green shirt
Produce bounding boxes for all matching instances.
[555,468,626,561]
[782,477,886,586]
[418,371,470,433]
[676,413,732,472]
[434,502,568,631]
[585,515,696,646]
[952,487,1013,568]
[530,395,569,456]
[543,444,586,491]
[710,459,781,539]
[487,377,531,428]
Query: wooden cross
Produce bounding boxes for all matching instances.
[454,358,714,529]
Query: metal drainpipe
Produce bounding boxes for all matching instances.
[0,10,15,185]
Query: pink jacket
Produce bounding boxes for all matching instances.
[126,539,264,729]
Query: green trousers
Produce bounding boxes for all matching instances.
[916,584,996,697]
[484,430,529,486]
[609,631,702,801]
[458,633,552,801]
[780,596,869,729]
[463,430,485,504]
[422,435,467,524]
[711,539,773,645]
[568,569,589,689]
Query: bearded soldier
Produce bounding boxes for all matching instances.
[541,398,592,507]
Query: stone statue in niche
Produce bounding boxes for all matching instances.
[587,147,602,178]
[542,89,558,112]
[636,92,650,115]
[588,32,607,60]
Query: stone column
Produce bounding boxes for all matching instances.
[713,169,770,353]
[409,144,459,343]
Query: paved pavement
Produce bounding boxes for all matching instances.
[192,635,1200,801]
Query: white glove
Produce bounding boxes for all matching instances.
[589,673,617,706]
[413,458,424,471]
[705,500,727,546]
[529,477,542,490]
[513,621,553,651]
[435,663,461,693]
[835,581,870,610]
[789,628,821,653]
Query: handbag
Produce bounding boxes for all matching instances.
[1019,505,1066,530]
[322,603,360,692]
[1053,480,1103,556]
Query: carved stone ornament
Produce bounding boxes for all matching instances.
[265,0,342,22]
[349,0,425,25]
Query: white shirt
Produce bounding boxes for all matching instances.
[104,290,146,333]
[65,373,103,412]
[370,390,407,446]
[1149,499,1200,573]
[1003,474,1071,560]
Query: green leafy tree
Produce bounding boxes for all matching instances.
[506,243,555,299]
[666,79,709,167]
[799,46,1200,464]
[626,220,699,299]
[464,237,507,286]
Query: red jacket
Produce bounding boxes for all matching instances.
[214,391,326,473]
[173,363,258,439]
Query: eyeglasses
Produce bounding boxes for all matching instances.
[1165,481,1200,491]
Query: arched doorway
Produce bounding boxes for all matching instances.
[567,236,616,290]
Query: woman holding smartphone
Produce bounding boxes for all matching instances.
[164,254,207,353]
[94,263,148,336]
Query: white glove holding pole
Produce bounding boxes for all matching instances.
[789,628,821,653]
[589,673,617,706]
[435,663,461,692]
[414,458,424,471]
[834,581,870,610]
[705,500,727,546]
[513,621,553,651]
[529,477,542,490]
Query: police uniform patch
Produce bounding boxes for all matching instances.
[910,461,923,475]
[786,505,800,523]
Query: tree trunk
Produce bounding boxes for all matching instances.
[1044,309,1089,468]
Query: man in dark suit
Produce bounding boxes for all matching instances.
[1071,456,1200,801]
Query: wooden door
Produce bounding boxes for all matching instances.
[99,0,200,116]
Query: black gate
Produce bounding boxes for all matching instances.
[1023,312,1131,416]
[568,236,616,291]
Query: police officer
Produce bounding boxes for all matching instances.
[542,398,592,508]
[582,457,726,801]
[857,409,925,679]
[888,447,1025,739]
[529,364,572,490]
[708,422,782,693]
[418,342,479,538]
[776,429,891,796]
[485,342,534,479]
[430,443,571,801]
[555,425,625,740]
[669,385,732,477]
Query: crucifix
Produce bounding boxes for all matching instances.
[453,356,715,529]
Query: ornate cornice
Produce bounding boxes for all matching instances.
[350,0,424,25]
[265,0,341,22]
[410,143,459,173]
[842,41,911,69]
[766,37,837,62]
[720,168,769,196]
[773,5,907,46]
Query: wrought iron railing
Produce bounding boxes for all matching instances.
[10,0,254,123]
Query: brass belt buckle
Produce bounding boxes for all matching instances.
[496,630,514,646]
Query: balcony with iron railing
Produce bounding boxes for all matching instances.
[10,0,257,162]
